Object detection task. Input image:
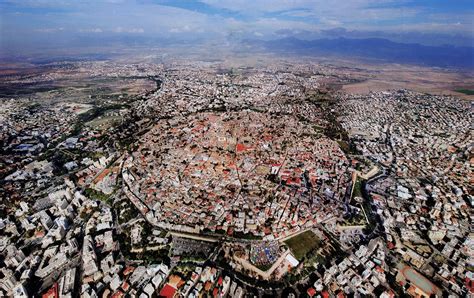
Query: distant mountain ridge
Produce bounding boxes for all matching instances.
[243,37,474,69]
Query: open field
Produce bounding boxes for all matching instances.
[284,230,320,260]
[219,55,474,100]
[0,61,156,100]
[85,115,122,130]
[337,62,474,100]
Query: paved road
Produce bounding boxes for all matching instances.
[169,231,219,243]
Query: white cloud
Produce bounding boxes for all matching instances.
[3,0,472,47]
[169,25,192,33]
[34,27,64,33]
[79,28,103,33]
[113,27,144,33]
[320,18,342,27]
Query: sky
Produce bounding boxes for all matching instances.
[1,0,473,55]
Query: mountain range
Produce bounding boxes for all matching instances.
[242,37,474,69]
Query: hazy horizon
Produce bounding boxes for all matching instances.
[1,0,473,55]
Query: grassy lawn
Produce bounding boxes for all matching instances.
[352,178,363,199]
[256,263,273,272]
[86,115,122,130]
[456,89,474,95]
[284,230,320,260]
[84,187,113,205]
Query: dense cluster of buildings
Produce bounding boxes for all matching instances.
[1,59,472,297]
[336,90,473,296]
[125,110,350,239]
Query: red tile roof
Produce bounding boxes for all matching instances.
[111,290,124,298]
[236,143,247,152]
[307,288,316,297]
[42,283,59,298]
[159,284,177,298]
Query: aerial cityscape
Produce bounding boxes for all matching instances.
[0,1,473,298]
